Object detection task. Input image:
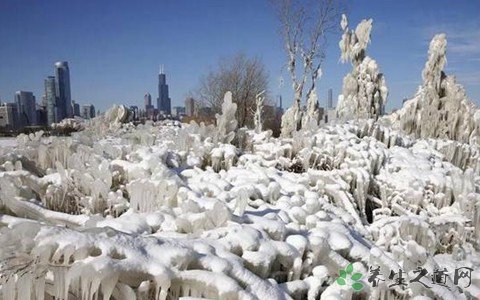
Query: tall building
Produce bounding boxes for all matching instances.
[81,104,95,119]
[36,104,47,126]
[185,97,195,116]
[129,106,139,121]
[72,100,80,116]
[0,103,19,130]
[44,76,57,125]
[276,95,284,116]
[157,66,171,115]
[327,88,333,109]
[55,61,72,119]
[144,93,153,110]
[15,91,36,127]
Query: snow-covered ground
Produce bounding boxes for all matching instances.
[0,100,479,300]
[0,137,17,148]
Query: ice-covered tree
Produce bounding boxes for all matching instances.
[388,34,480,145]
[336,14,388,122]
[274,0,341,136]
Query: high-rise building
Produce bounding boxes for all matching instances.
[185,97,195,116]
[81,104,95,119]
[14,91,36,127]
[36,104,47,126]
[44,76,57,125]
[327,88,333,109]
[55,61,72,119]
[0,103,19,130]
[129,106,139,121]
[157,66,171,115]
[144,93,153,110]
[276,95,284,116]
[72,100,80,116]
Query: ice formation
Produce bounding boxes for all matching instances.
[254,91,265,134]
[384,34,480,146]
[280,99,302,137]
[1,91,479,299]
[336,14,388,122]
[301,89,322,132]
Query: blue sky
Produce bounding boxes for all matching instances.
[0,0,479,112]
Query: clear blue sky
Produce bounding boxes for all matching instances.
[0,0,479,112]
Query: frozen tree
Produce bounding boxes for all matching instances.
[387,34,480,145]
[254,90,266,133]
[214,91,238,144]
[273,0,341,136]
[336,14,388,122]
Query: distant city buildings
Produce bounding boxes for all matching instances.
[15,91,36,127]
[157,67,171,115]
[172,106,185,119]
[0,103,19,130]
[81,104,96,119]
[129,106,139,121]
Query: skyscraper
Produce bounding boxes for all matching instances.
[0,103,19,130]
[55,61,72,119]
[185,97,195,116]
[327,88,333,109]
[81,104,95,119]
[72,100,80,117]
[44,76,57,125]
[14,91,36,127]
[157,66,171,115]
[144,93,152,110]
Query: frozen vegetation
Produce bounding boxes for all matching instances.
[1,16,480,300]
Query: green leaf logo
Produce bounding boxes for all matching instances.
[335,264,364,292]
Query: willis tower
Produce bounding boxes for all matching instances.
[157,66,171,115]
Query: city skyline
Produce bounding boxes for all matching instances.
[0,0,479,112]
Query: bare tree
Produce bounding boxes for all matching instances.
[196,54,270,128]
[273,0,342,106]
